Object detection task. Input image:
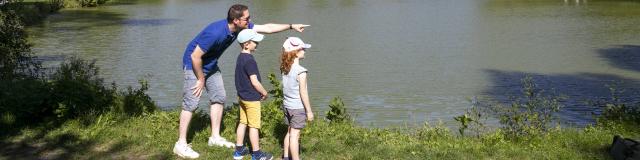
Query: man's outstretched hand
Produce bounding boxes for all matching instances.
[292,24,310,32]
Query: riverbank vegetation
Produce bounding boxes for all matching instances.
[0,0,110,25]
[2,2,640,159]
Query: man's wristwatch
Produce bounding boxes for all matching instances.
[289,24,293,29]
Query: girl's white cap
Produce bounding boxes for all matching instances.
[283,37,311,52]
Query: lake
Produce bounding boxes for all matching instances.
[28,0,640,127]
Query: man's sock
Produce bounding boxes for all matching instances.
[235,145,243,152]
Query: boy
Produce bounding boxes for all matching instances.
[233,29,272,160]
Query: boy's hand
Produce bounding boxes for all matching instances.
[260,93,268,101]
[306,111,314,122]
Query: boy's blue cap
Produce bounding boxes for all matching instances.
[237,29,264,44]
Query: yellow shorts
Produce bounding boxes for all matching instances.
[239,99,261,129]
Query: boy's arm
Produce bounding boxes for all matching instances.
[253,24,310,34]
[249,75,268,100]
[298,72,314,121]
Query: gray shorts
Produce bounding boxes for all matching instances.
[182,68,226,112]
[283,108,307,129]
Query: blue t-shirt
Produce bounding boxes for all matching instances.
[235,53,262,101]
[182,19,254,74]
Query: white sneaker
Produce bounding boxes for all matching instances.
[173,142,200,159]
[207,136,235,148]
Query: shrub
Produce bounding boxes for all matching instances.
[261,73,285,138]
[0,5,50,126]
[0,78,52,124]
[75,0,109,7]
[111,79,157,116]
[0,9,40,79]
[492,75,563,138]
[50,57,115,120]
[326,97,351,123]
[454,96,488,137]
[48,0,64,11]
[593,85,640,124]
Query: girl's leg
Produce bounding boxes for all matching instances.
[283,127,291,158]
[289,128,301,160]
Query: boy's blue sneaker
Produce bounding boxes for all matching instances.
[233,146,249,160]
[251,151,273,160]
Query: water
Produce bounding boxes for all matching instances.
[27,0,640,127]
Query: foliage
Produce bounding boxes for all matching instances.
[111,79,156,116]
[75,0,108,7]
[593,84,640,125]
[0,9,39,79]
[0,78,51,126]
[1,71,639,159]
[260,73,286,138]
[326,96,351,123]
[267,73,283,106]
[454,97,489,137]
[48,0,64,11]
[1,0,61,25]
[0,0,155,128]
[50,57,115,120]
[490,75,563,139]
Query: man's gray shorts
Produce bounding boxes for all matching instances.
[182,68,226,112]
[283,108,307,129]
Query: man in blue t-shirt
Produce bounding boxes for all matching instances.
[174,4,309,159]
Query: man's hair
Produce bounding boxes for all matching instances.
[227,4,248,22]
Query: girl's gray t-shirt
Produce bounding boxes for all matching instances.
[282,63,308,109]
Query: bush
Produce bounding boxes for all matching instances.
[0,1,155,127]
[0,5,49,126]
[75,0,108,7]
[326,97,351,123]
[0,9,39,79]
[50,57,115,120]
[492,75,563,138]
[454,97,489,137]
[0,78,51,126]
[593,85,640,125]
[111,79,157,116]
[261,73,286,138]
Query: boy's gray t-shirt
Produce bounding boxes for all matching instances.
[282,63,308,109]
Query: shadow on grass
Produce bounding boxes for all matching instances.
[186,110,211,144]
[482,69,640,126]
[0,132,144,159]
[598,45,640,73]
[273,122,289,148]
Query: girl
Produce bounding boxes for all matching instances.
[280,37,313,160]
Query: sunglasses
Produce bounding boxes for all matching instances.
[240,16,251,22]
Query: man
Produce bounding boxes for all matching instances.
[173,4,309,159]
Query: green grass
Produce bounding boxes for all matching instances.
[1,101,638,159]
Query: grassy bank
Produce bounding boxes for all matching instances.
[1,99,639,159]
